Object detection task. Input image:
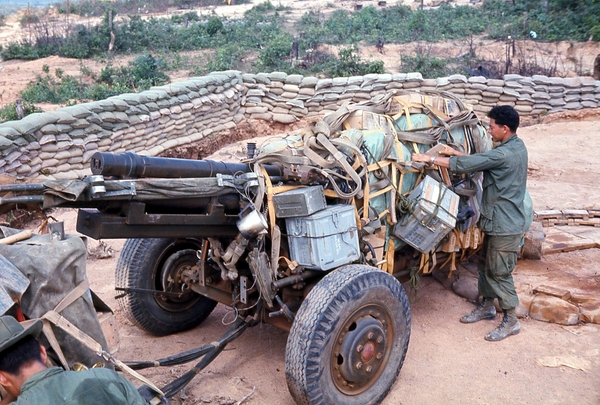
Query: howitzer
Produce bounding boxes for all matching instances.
[0,149,413,405]
[0,91,505,405]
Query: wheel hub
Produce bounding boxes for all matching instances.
[332,305,392,395]
[156,249,201,311]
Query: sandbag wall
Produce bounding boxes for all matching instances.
[0,71,244,180]
[0,70,598,180]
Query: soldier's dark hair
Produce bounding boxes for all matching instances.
[0,336,43,376]
[487,105,520,133]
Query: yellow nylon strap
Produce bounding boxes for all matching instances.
[428,104,450,121]
[363,175,371,221]
[42,311,166,397]
[420,253,430,274]
[351,199,362,231]
[366,160,391,172]
[383,238,395,274]
[260,166,276,235]
[323,189,339,198]
[392,97,413,129]
[41,319,70,369]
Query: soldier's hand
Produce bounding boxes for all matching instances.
[411,153,430,163]
[440,145,460,156]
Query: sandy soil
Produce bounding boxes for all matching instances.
[1,1,600,404]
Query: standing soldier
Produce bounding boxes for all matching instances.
[412,105,528,342]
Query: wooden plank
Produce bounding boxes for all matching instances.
[535,209,562,220]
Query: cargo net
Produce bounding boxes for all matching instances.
[253,90,491,277]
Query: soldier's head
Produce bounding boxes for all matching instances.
[487,105,519,142]
[0,316,47,398]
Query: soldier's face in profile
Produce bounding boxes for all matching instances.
[488,119,508,142]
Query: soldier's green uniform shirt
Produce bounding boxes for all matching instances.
[449,134,528,309]
[9,366,148,405]
[449,134,528,236]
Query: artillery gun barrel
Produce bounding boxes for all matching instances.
[91,152,282,179]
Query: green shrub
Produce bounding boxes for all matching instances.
[0,41,41,60]
[206,16,223,37]
[0,101,42,123]
[97,55,168,92]
[19,54,168,104]
[257,32,294,71]
[329,45,385,77]
[202,44,247,74]
[19,12,40,27]
[590,25,600,41]
[400,53,453,79]
[20,73,84,104]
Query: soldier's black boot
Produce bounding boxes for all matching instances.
[485,308,521,341]
[460,297,497,323]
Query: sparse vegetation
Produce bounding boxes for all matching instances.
[0,100,41,122]
[17,55,168,107]
[0,0,597,105]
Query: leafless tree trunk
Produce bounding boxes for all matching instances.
[108,10,115,53]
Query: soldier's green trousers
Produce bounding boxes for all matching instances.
[478,234,522,310]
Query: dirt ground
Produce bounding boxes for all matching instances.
[1,1,600,404]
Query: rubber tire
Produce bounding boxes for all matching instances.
[116,238,217,336]
[285,265,411,405]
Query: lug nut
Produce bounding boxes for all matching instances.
[356,362,362,370]
[366,366,373,373]
[376,352,383,360]
[367,332,374,340]
[376,336,383,343]
[356,345,363,353]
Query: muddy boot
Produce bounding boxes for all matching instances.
[460,298,497,323]
[485,308,521,341]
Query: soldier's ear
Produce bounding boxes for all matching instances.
[39,345,47,364]
[0,371,9,386]
[0,370,15,392]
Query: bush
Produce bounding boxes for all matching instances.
[328,45,385,77]
[19,55,168,104]
[1,41,41,60]
[201,44,247,74]
[400,51,453,79]
[257,32,294,71]
[0,100,42,123]
[20,73,84,104]
[97,55,169,92]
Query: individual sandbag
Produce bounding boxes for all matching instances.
[452,275,479,301]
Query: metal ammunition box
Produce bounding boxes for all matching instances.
[286,204,359,270]
[273,186,327,218]
[394,176,459,253]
